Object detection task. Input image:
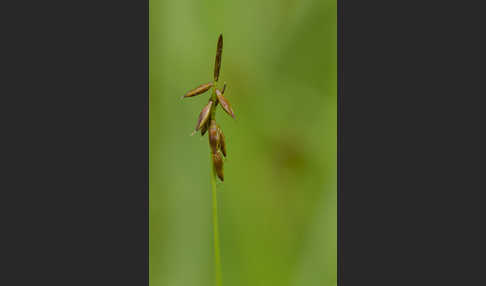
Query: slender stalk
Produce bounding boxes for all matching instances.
[210,159,223,286]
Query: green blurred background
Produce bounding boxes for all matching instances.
[150,0,336,285]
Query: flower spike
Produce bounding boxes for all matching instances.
[195,101,213,131]
[218,126,226,157]
[183,82,214,98]
[214,34,223,82]
[216,89,235,118]
[209,120,220,154]
[221,82,227,94]
[201,120,210,136]
[182,34,231,182]
[212,152,224,181]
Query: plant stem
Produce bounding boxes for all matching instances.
[210,158,223,286]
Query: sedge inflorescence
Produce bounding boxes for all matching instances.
[182,34,234,182]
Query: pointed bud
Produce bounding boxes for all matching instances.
[195,101,213,131]
[212,152,224,181]
[183,82,213,98]
[201,119,210,136]
[222,82,227,94]
[216,89,235,118]
[214,34,223,82]
[218,127,226,157]
[208,119,220,154]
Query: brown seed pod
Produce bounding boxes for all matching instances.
[216,89,235,118]
[221,82,227,94]
[208,119,220,154]
[200,119,210,136]
[214,34,223,82]
[212,152,224,181]
[183,82,213,98]
[195,101,213,131]
[218,127,226,157]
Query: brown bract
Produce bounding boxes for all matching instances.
[195,101,213,131]
[221,82,227,94]
[209,120,220,154]
[201,119,210,136]
[218,127,226,157]
[216,89,235,118]
[212,152,224,181]
[184,82,213,98]
[214,34,223,82]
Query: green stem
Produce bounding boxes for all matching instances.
[210,158,222,286]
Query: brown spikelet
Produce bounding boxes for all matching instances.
[216,89,235,118]
[195,101,213,131]
[201,119,210,136]
[221,82,227,94]
[212,152,224,181]
[208,119,220,154]
[218,127,226,157]
[214,34,223,82]
[183,82,213,98]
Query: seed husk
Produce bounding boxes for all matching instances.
[216,89,235,118]
[201,119,210,136]
[221,82,227,94]
[183,82,213,98]
[195,101,213,131]
[212,152,224,181]
[214,34,223,82]
[218,127,226,157]
[209,119,220,154]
